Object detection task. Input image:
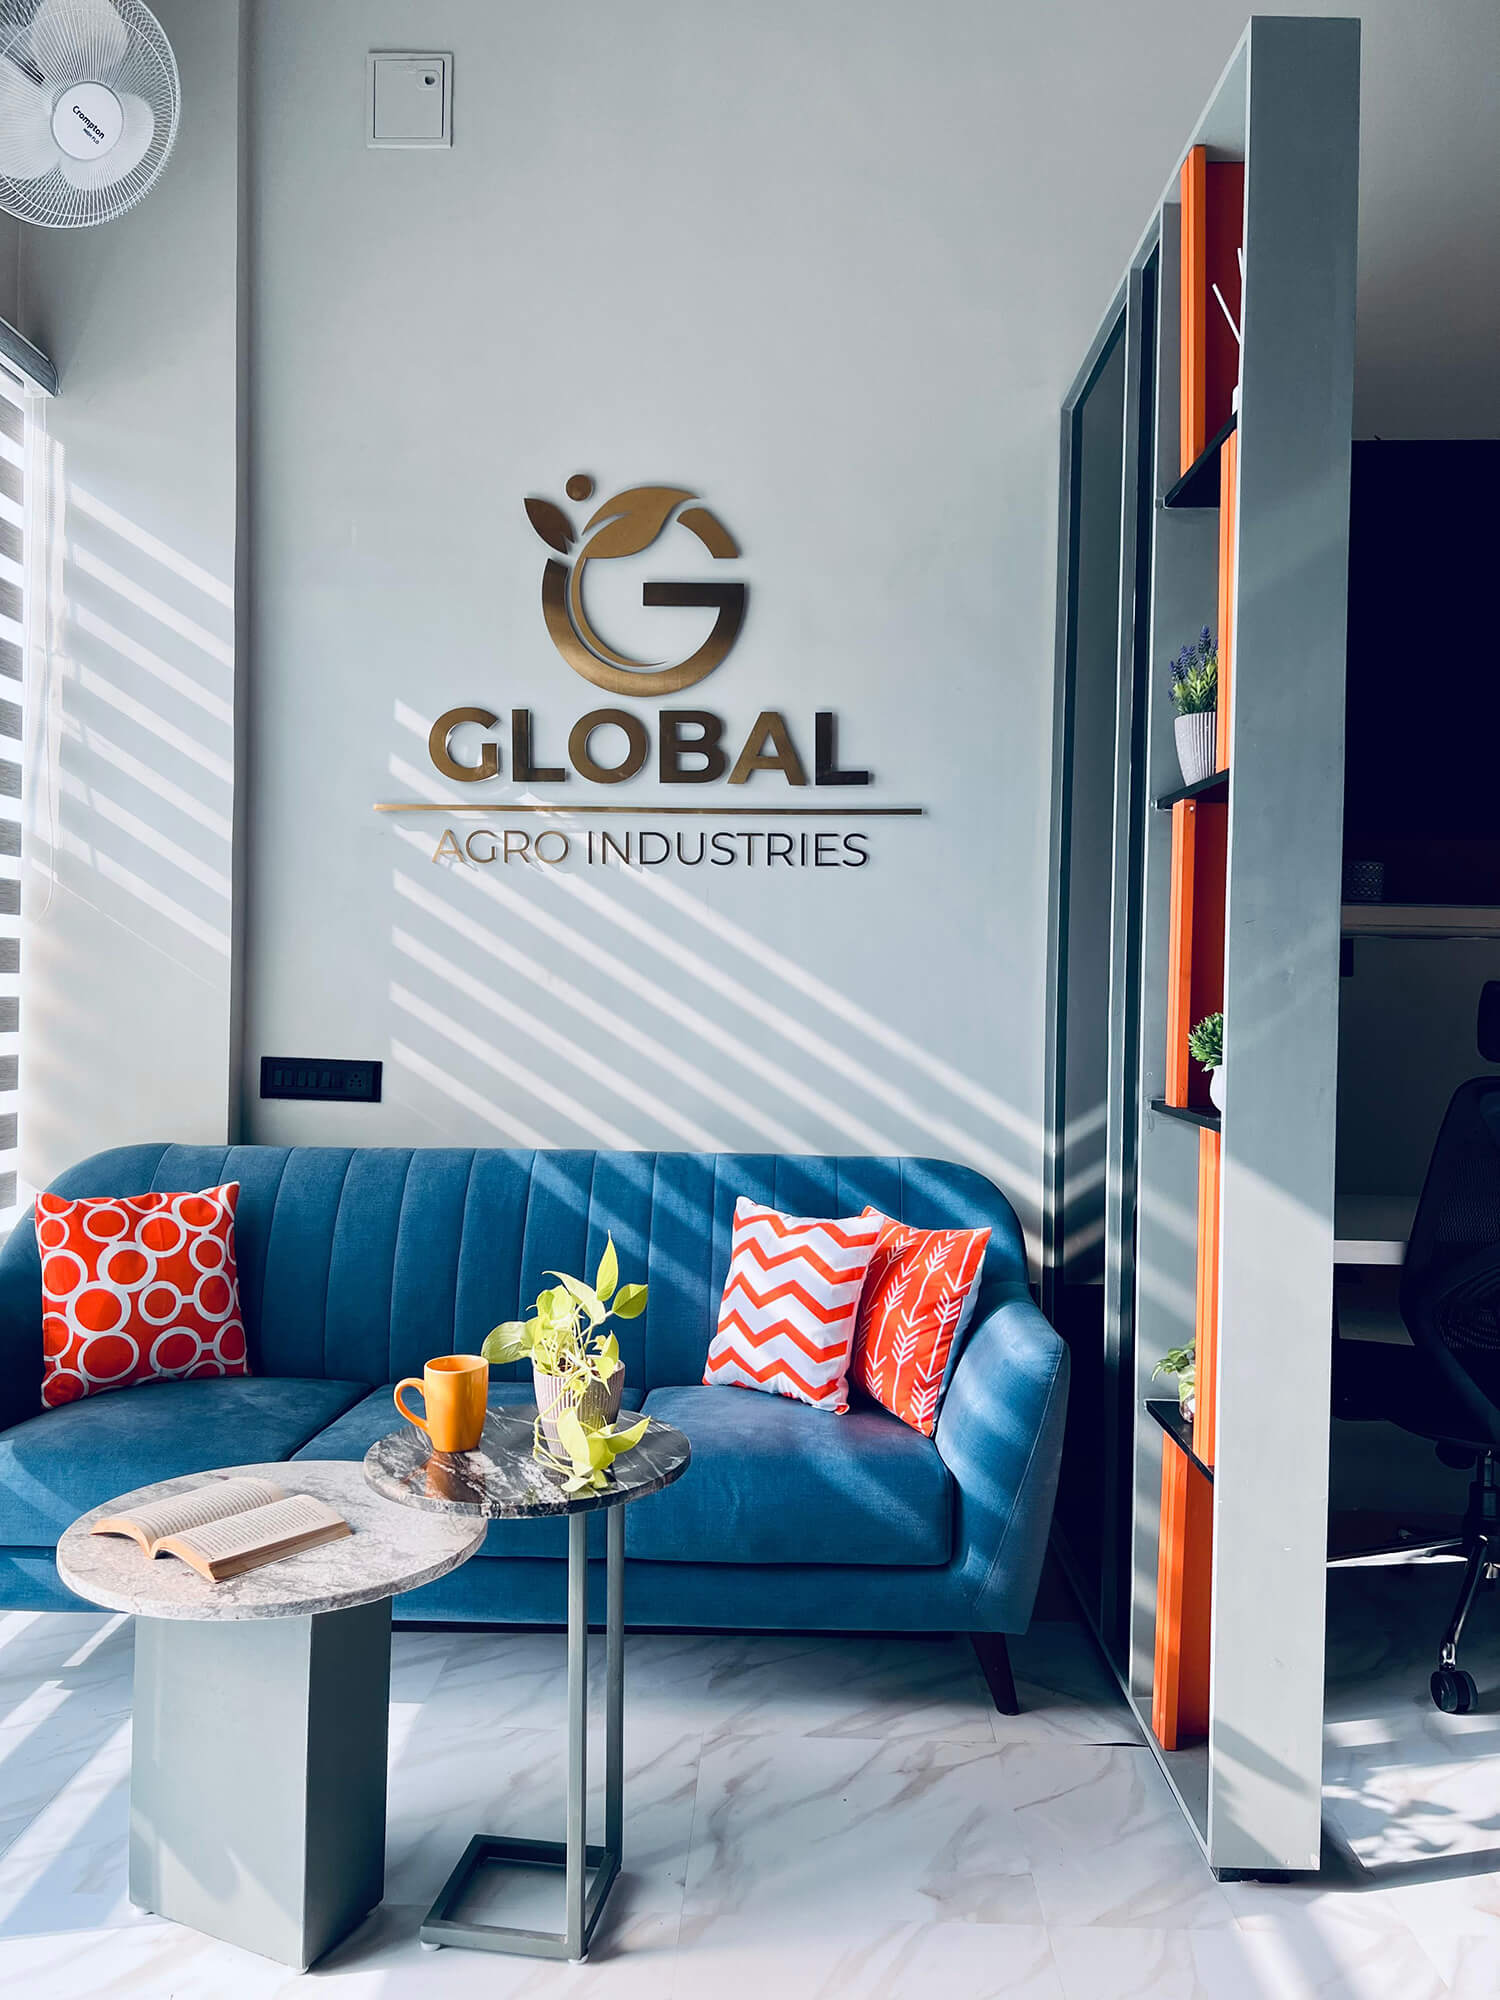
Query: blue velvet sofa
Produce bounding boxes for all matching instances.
[0,1145,1067,1692]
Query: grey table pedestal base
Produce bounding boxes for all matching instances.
[129,1598,392,1971]
[421,1509,624,1961]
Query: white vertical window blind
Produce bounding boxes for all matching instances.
[0,367,25,1228]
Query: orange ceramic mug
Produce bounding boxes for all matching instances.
[394,1354,488,1453]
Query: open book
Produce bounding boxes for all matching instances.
[90,1475,351,1583]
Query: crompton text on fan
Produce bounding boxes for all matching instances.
[0,0,179,227]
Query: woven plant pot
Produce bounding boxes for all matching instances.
[1174,710,1218,787]
[533,1359,625,1455]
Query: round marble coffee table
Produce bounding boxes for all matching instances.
[365,1403,690,1963]
[58,1461,485,1972]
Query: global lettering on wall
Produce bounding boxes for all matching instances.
[373,473,922,867]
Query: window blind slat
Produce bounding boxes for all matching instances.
[0,881,17,917]
[0,999,17,1032]
[0,939,17,975]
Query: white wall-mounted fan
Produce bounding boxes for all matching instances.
[0,0,179,228]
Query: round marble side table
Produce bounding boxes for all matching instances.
[365,1402,690,1963]
[58,1460,486,1972]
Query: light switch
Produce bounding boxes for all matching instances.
[368,53,452,148]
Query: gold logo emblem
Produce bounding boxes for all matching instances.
[525,474,747,698]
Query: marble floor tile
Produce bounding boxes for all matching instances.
[998,1743,1236,1931]
[385,1712,701,1951]
[9,1602,1500,1997]
[426,1626,1000,1746]
[1005,1621,1141,1748]
[1417,1926,1500,1996]
[611,1629,1000,1746]
[0,1612,134,1733]
[0,1706,130,1860]
[1048,1927,1272,2000]
[681,1731,1042,1934]
[664,1915,1065,1999]
[1227,1905,1452,1999]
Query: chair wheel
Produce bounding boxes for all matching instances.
[1431,1667,1479,1713]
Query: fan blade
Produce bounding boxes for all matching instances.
[29,0,130,85]
[0,63,58,179]
[58,87,153,188]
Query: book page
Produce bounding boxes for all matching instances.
[169,1494,346,1567]
[92,1475,285,1548]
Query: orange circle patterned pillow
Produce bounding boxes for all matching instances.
[36,1184,249,1410]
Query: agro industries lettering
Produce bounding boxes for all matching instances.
[432,827,870,868]
[428,707,870,788]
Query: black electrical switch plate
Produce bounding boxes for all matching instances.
[259,1057,382,1103]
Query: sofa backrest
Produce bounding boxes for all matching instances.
[0,1144,1031,1417]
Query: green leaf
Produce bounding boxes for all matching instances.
[594,1234,619,1305]
[596,1330,620,1371]
[611,1282,648,1320]
[550,1271,606,1326]
[600,1414,650,1451]
[481,1320,532,1365]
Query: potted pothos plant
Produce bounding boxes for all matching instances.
[482,1235,650,1494]
[1154,1342,1196,1421]
[1169,626,1218,786]
[1189,1010,1224,1113]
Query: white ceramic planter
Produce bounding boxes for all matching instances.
[533,1358,625,1454]
[1174,709,1218,787]
[1209,1065,1225,1114]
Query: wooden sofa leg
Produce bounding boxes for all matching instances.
[971,1633,1020,1715]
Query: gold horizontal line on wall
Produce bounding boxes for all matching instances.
[372,802,925,818]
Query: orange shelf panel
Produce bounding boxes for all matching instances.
[1179,148,1207,474]
[1216,429,1238,772]
[1152,1439,1213,1751]
[1179,147,1244,477]
[1164,799,1228,1108]
[1193,1127,1221,1468]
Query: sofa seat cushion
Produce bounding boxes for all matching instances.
[294,1382,644,1560]
[0,1376,369,1547]
[627,1384,953,1566]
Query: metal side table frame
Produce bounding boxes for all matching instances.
[421,1508,625,1960]
[364,1403,689,1964]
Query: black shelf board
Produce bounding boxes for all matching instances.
[1146,1400,1214,1482]
[1155,769,1228,811]
[1149,1098,1220,1133]
[1163,412,1237,510]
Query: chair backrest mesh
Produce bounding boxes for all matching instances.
[1400,1082,1500,1435]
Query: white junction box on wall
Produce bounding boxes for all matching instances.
[368,53,452,147]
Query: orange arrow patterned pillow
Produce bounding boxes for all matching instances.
[851,1211,991,1435]
[36,1184,249,1410]
[704,1198,883,1412]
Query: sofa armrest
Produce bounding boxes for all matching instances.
[934,1287,1070,1634]
[0,1210,42,1436]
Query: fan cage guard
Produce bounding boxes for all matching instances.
[0,0,179,227]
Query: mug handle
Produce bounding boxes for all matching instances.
[394,1378,431,1435]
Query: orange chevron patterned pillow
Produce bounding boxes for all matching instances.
[704,1198,884,1412]
[851,1211,991,1435]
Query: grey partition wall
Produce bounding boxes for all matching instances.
[1046,16,1360,1873]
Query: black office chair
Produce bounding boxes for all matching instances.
[1332,980,1500,1713]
